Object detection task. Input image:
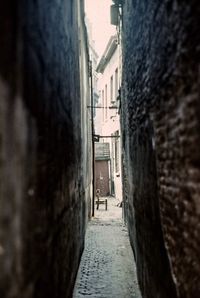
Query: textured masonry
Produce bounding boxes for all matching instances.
[0,1,91,297]
[122,1,200,298]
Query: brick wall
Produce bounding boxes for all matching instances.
[0,1,91,297]
[122,1,200,297]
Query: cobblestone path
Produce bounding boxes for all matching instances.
[73,197,142,298]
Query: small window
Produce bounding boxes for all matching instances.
[110,75,113,103]
[115,68,118,101]
[105,84,108,119]
[115,130,120,173]
[102,90,104,122]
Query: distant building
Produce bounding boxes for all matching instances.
[85,17,99,117]
[95,35,122,202]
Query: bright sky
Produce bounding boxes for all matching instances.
[85,0,116,57]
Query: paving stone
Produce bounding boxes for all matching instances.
[73,197,142,298]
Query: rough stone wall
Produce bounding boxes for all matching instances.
[122,1,200,298]
[0,1,91,298]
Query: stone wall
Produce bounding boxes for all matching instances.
[122,1,200,297]
[0,1,91,297]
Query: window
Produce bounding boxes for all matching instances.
[102,90,104,122]
[110,75,113,103]
[115,130,120,173]
[115,68,118,101]
[105,84,108,119]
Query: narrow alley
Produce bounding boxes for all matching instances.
[73,197,141,298]
[0,0,200,298]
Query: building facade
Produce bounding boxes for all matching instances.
[96,35,122,203]
[85,16,99,117]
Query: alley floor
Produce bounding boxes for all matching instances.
[73,197,142,298]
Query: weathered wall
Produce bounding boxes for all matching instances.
[122,1,200,298]
[0,1,91,297]
[77,0,92,225]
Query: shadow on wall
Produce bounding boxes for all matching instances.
[122,0,200,297]
[0,1,91,298]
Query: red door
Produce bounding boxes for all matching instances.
[95,160,110,196]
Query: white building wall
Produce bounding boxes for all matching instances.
[96,44,122,202]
